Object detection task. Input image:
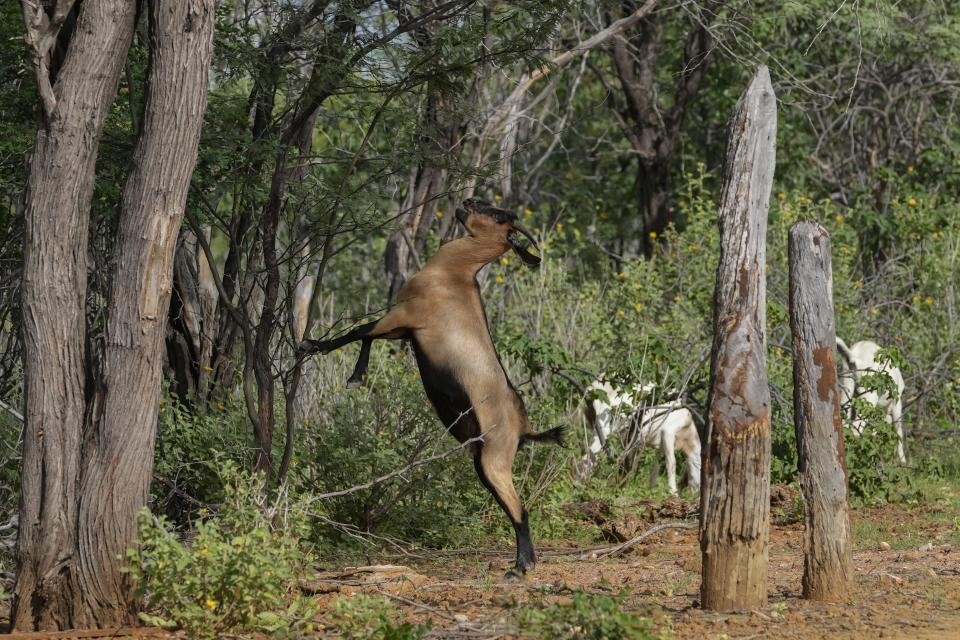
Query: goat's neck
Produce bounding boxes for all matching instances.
[429,237,508,276]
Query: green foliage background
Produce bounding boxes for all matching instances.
[2,0,960,629]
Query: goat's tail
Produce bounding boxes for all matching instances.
[835,336,853,368]
[521,426,567,448]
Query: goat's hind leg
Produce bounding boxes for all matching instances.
[473,454,534,577]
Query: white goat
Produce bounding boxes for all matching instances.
[836,338,906,463]
[582,381,701,494]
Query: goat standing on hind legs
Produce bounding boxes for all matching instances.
[299,199,564,577]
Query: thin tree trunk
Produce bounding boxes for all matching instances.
[14,0,137,629]
[699,66,776,612]
[788,221,853,602]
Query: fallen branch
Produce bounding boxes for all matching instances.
[589,522,697,559]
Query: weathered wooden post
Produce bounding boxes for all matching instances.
[700,66,776,611]
[788,221,853,602]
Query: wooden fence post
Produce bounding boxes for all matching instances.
[699,66,776,612]
[788,221,853,602]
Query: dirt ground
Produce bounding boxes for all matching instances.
[308,497,960,639]
[3,496,958,639]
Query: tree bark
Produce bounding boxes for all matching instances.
[14,0,214,629]
[699,66,776,612]
[788,221,853,602]
[14,0,137,629]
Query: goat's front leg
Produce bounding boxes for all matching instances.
[299,306,414,384]
[299,320,380,356]
[346,338,372,388]
[890,401,907,464]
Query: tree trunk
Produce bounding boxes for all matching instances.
[14,0,214,629]
[788,221,853,602]
[14,0,137,629]
[699,66,776,612]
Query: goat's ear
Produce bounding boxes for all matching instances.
[508,231,541,267]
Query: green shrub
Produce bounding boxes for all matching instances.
[153,389,252,521]
[327,594,431,640]
[125,463,318,639]
[517,591,666,640]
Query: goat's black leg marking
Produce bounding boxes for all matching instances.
[512,510,535,574]
[306,320,379,355]
[346,338,372,388]
[473,455,535,576]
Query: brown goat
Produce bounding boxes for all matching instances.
[300,199,563,575]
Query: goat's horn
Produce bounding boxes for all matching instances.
[509,222,541,267]
[512,222,540,251]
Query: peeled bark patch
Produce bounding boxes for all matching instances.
[789,221,853,602]
[699,66,776,612]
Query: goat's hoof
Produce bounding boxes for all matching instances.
[504,567,527,580]
[346,378,362,389]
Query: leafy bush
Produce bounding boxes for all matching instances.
[327,594,432,640]
[125,463,318,639]
[517,591,666,640]
[153,389,252,521]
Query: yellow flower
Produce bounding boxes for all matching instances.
[216,402,225,411]
[499,257,509,265]
[853,280,863,288]
[907,165,914,173]
[798,196,812,205]
[870,307,879,317]
[673,295,681,303]
[495,275,505,284]
[616,309,625,318]
[158,399,165,407]
[834,214,844,223]
[632,282,641,290]
[907,197,919,207]
[524,207,534,217]
[555,222,564,231]
[912,294,921,304]
[778,192,786,201]
[199,507,208,515]
[925,296,934,305]
[648,231,657,239]
[494,194,502,203]
[633,303,643,311]
[563,172,573,181]
[690,244,699,252]
[199,546,209,557]
[618,271,626,279]
[435,210,444,218]
[206,598,217,611]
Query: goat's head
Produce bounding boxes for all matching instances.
[456,198,541,266]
